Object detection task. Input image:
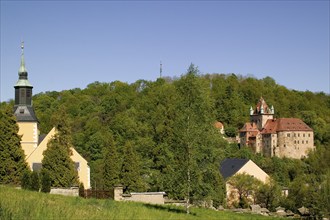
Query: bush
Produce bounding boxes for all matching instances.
[30,171,40,191]
[40,170,51,193]
[21,170,31,190]
[79,182,85,197]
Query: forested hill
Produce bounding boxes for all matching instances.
[30,72,329,149]
[1,66,330,212]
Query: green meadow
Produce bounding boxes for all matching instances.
[0,186,280,220]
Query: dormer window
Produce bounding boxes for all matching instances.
[19,108,24,114]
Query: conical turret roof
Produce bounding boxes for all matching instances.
[253,97,272,115]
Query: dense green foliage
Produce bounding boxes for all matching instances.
[255,179,282,212]
[30,171,40,191]
[102,134,120,190]
[0,105,29,185]
[0,185,281,220]
[121,141,145,193]
[41,108,79,187]
[40,169,51,193]
[21,170,31,190]
[1,67,329,215]
[228,173,262,208]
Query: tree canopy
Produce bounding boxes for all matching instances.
[41,108,79,187]
[1,66,329,216]
[0,105,29,185]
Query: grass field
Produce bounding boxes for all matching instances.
[0,185,281,220]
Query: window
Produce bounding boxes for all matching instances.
[294,140,296,144]
[75,162,80,171]
[294,133,296,137]
[306,140,308,144]
[287,133,290,137]
[298,133,300,137]
[297,141,299,144]
[302,140,304,144]
[26,89,31,98]
[303,134,305,137]
[308,134,311,137]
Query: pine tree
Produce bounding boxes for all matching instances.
[121,141,143,193]
[102,133,120,190]
[0,105,29,185]
[41,108,78,187]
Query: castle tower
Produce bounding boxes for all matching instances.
[250,97,274,130]
[13,42,39,163]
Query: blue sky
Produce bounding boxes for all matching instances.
[1,1,329,102]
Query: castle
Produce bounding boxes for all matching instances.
[13,43,90,188]
[239,97,314,159]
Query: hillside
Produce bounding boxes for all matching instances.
[1,70,330,215]
[0,186,280,220]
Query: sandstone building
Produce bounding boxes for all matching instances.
[239,97,314,159]
[220,158,269,207]
[13,43,90,188]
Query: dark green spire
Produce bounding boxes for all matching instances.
[13,42,37,122]
[15,42,32,87]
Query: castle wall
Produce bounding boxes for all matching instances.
[277,131,314,159]
[250,114,273,130]
[262,133,278,157]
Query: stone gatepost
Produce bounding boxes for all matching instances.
[113,185,123,201]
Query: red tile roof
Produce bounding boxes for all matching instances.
[262,118,312,134]
[239,122,259,132]
[253,97,272,114]
[214,121,224,129]
[261,120,278,134]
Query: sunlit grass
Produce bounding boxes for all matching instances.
[0,185,279,219]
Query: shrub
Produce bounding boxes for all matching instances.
[30,171,40,191]
[21,170,31,190]
[40,170,51,193]
[79,182,85,198]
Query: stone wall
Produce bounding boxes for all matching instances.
[50,187,79,197]
[277,131,314,159]
[113,186,166,205]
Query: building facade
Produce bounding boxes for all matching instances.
[13,43,90,188]
[220,158,269,207]
[239,97,314,159]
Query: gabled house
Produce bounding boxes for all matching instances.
[13,43,90,188]
[220,158,269,207]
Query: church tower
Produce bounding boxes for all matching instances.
[250,97,274,130]
[13,42,39,161]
